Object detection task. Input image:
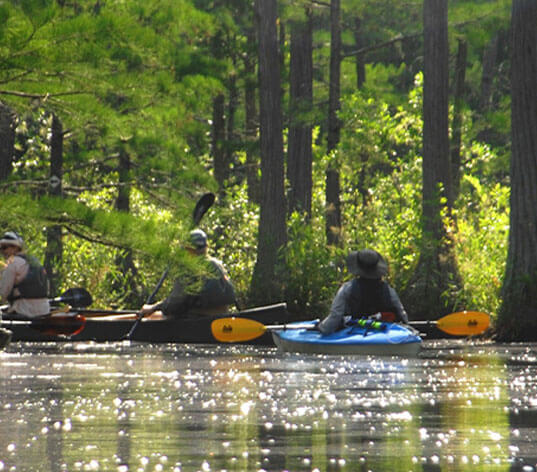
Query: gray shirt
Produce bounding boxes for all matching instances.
[318,279,408,334]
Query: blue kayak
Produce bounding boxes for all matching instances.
[272,320,422,357]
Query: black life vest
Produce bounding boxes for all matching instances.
[345,278,397,318]
[8,254,49,302]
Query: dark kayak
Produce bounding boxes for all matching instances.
[3,303,288,345]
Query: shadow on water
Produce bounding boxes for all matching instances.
[0,339,536,471]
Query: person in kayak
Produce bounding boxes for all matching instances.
[318,248,408,334]
[141,229,237,318]
[0,231,50,319]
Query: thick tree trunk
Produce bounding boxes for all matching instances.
[403,0,461,320]
[496,0,537,341]
[0,102,16,181]
[44,114,63,297]
[250,0,287,304]
[451,38,467,203]
[287,8,313,218]
[325,0,342,246]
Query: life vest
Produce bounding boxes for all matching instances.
[8,254,49,302]
[345,278,397,318]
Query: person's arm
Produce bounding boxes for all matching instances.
[388,286,409,323]
[317,282,351,334]
[0,261,17,303]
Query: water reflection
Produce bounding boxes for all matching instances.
[0,340,536,471]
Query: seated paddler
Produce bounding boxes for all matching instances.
[0,231,50,320]
[318,248,409,334]
[141,229,237,318]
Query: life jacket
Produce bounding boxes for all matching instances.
[345,278,397,318]
[8,254,49,302]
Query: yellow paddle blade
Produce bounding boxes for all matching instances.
[436,311,490,336]
[211,317,268,343]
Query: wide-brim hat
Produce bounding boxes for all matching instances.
[0,231,24,248]
[346,249,388,279]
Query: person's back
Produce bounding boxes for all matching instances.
[318,249,408,334]
[0,231,50,319]
[142,229,236,318]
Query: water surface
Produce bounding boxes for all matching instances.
[1,340,536,472]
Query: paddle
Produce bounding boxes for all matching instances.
[2,313,86,337]
[211,311,491,343]
[123,192,216,340]
[1,287,93,312]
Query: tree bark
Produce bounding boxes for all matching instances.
[244,25,261,203]
[212,93,227,188]
[353,17,366,89]
[250,0,287,304]
[287,7,313,218]
[114,146,140,306]
[325,0,342,246]
[451,38,467,203]
[44,114,63,297]
[496,0,537,341]
[0,102,16,181]
[403,0,461,320]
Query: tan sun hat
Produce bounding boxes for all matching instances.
[346,249,388,279]
[0,231,24,249]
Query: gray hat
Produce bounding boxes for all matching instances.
[346,249,388,279]
[190,229,208,249]
[0,231,24,248]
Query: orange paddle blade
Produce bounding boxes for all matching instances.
[436,311,490,336]
[211,317,267,343]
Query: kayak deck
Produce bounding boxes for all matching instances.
[4,303,289,345]
[272,321,422,357]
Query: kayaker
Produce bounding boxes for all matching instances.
[318,248,409,334]
[0,231,50,319]
[141,229,237,318]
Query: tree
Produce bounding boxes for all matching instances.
[325,0,342,246]
[496,0,537,341]
[287,6,313,218]
[249,0,287,304]
[402,0,462,320]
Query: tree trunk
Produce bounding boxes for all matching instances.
[212,93,227,188]
[244,25,261,204]
[403,0,461,320]
[496,0,537,341]
[114,146,140,306]
[353,17,366,89]
[451,38,467,203]
[287,7,313,218]
[44,114,63,297]
[325,0,342,246]
[480,33,500,112]
[0,102,16,181]
[250,0,287,304]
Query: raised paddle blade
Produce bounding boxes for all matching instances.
[436,311,490,336]
[193,192,215,226]
[211,317,267,343]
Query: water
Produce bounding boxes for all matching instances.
[1,340,536,472]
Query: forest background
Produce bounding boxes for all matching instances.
[0,0,535,340]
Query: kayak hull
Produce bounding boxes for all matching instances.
[272,321,422,357]
[4,303,288,345]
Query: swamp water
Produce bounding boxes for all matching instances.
[0,340,536,472]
